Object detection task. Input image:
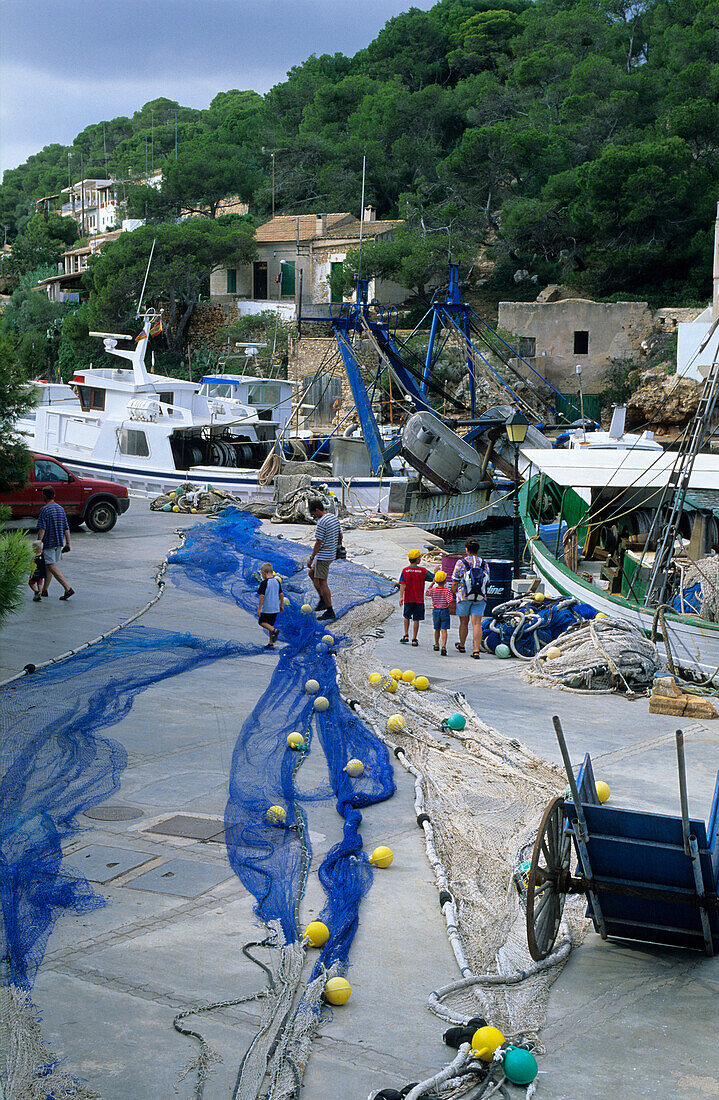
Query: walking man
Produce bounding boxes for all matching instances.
[37,487,74,600]
[451,537,488,658]
[307,498,342,621]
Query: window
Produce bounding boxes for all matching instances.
[518,337,536,359]
[75,386,106,411]
[226,268,237,294]
[305,375,342,426]
[117,428,150,456]
[34,459,70,483]
[158,391,174,406]
[200,382,234,399]
[573,330,589,355]
[246,383,281,408]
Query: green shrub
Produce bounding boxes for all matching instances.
[0,528,34,629]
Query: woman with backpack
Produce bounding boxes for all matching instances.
[451,537,489,659]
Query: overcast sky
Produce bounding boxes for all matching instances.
[1,0,435,175]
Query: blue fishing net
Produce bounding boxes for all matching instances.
[169,510,397,970]
[2,506,397,1002]
[482,597,598,657]
[0,626,255,990]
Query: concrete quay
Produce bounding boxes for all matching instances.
[2,508,718,1100]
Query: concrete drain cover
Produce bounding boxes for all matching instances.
[124,858,233,898]
[82,804,144,822]
[67,845,155,883]
[146,814,225,843]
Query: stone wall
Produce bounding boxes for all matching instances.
[287,335,392,432]
[184,302,228,354]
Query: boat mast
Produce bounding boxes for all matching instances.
[643,344,719,607]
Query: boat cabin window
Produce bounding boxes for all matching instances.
[199,382,234,399]
[34,459,71,483]
[158,391,174,406]
[246,382,281,408]
[117,427,150,457]
[76,385,106,411]
[573,330,589,355]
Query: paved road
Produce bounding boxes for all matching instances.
[4,507,718,1099]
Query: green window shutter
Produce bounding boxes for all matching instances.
[226,268,237,293]
[280,261,295,296]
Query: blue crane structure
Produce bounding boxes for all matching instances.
[307,264,564,477]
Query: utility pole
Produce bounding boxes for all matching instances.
[272,152,275,219]
[79,150,85,237]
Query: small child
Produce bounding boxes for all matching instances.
[398,549,433,647]
[427,570,452,656]
[257,562,283,649]
[28,539,46,602]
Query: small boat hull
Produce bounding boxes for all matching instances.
[522,489,719,683]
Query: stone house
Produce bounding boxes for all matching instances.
[210,207,405,315]
[498,288,656,395]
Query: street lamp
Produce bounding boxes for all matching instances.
[505,410,529,583]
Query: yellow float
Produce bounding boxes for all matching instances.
[324,977,351,1005]
[385,678,398,694]
[368,672,383,684]
[314,696,329,712]
[305,679,319,694]
[266,805,286,825]
[414,675,430,691]
[471,1025,505,1061]
[287,732,305,750]
[368,846,393,868]
[390,668,403,679]
[595,780,611,803]
[401,670,416,683]
[344,759,364,777]
[304,921,330,947]
[387,714,406,733]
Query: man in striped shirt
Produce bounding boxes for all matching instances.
[307,499,342,621]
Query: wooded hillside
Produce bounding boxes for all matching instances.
[2,0,718,304]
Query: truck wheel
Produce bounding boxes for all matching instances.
[84,500,118,533]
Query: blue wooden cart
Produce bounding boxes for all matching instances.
[526,716,719,960]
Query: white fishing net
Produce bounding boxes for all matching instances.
[336,596,590,1048]
[521,618,660,696]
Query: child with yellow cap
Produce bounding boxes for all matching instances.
[427,570,452,655]
[398,549,433,646]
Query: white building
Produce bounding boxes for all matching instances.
[60,178,118,236]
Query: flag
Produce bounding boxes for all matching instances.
[275,273,281,285]
[149,317,163,337]
[135,331,147,343]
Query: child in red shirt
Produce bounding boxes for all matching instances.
[398,549,433,646]
[427,570,452,655]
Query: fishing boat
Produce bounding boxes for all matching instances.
[18,310,503,517]
[520,407,719,681]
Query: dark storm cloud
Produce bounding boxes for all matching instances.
[1,0,435,172]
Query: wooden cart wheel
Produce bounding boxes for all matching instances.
[526,795,572,961]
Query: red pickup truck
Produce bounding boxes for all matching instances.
[1,454,130,532]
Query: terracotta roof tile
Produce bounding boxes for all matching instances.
[318,219,403,240]
[255,213,355,243]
